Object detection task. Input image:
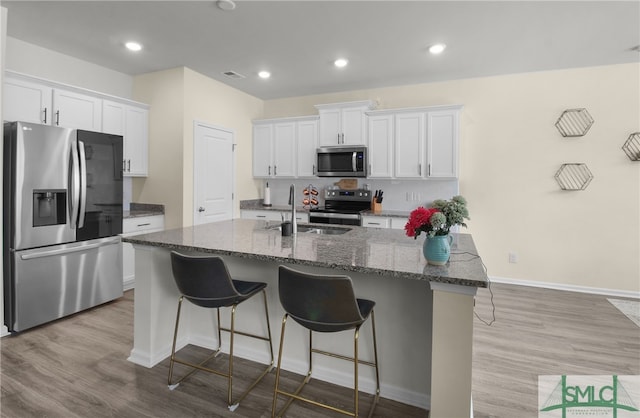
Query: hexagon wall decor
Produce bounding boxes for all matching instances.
[622,132,640,161]
[555,108,594,137]
[554,163,593,191]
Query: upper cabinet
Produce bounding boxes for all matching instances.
[53,88,102,131]
[315,100,376,146]
[4,72,150,177]
[103,100,149,177]
[366,105,462,179]
[3,77,52,124]
[252,116,319,178]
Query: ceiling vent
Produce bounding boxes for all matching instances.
[222,71,245,80]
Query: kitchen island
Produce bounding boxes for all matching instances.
[123,219,487,417]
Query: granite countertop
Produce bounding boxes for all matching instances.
[124,203,165,219]
[240,199,310,212]
[123,219,487,287]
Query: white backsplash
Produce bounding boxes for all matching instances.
[262,178,459,212]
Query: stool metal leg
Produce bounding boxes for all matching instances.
[369,309,380,418]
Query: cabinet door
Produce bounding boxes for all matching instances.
[341,106,367,145]
[124,106,149,176]
[318,108,341,146]
[427,110,458,178]
[3,77,52,124]
[53,89,102,131]
[273,122,296,177]
[367,114,393,178]
[297,119,318,177]
[102,100,125,135]
[395,112,425,178]
[253,124,273,177]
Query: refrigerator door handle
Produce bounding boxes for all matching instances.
[78,140,87,228]
[69,137,80,229]
[20,237,121,260]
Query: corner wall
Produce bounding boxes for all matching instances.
[264,64,640,293]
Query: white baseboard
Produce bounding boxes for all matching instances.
[489,276,640,299]
[123,277,135,291]
[1,325,9,338]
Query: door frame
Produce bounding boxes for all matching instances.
[192,120,236,225]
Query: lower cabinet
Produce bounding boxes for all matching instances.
[241,209,309,223]
[362,215,406,230]
[122,215,165,289]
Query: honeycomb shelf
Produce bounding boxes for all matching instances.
[554,163,593,191]
[622,132,640,161]
[555,108,594,137]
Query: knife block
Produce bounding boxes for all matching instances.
[371,201,382,214]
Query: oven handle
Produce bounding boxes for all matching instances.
[310,212,361,220]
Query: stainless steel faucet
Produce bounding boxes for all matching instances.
[288,184,297,235]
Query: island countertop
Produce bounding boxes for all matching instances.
[123,219,487,287]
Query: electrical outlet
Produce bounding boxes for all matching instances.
[508,252,518,263]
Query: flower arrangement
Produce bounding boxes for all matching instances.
[405,195,469,238]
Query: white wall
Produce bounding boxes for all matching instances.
[5,37,133,99]
[263,64,640,293]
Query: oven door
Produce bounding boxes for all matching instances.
[309,212,361,226]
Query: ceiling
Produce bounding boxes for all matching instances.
[3,1,639,100]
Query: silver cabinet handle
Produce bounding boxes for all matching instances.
[123,159,126,171]
[337,133,340,144]
[313,164,316,175]
[198,207,205,212]
[368,222,381,225]
[137,223,151,227]
[43,108,47,124]
[256,215,267,218]
[55,110,60,126]
[428,164,431,176]
[127,159,131,172]
[274,165,277,176]
[268,165,271,176]
[419,163,422,176]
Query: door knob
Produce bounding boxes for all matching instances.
[198,207,205,212]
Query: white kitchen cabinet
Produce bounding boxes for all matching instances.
[3,76,52,124]
[103,100,149,176]
[252,116,319,178]
[122,215,165,289]
[3,75,101,130]
[367,114,394,178]
[427,109,459,178]
[53,88,102,131]
[362,216,391,228]
[315,101,376,146]
[297,118,319,177]
[241,209,309,223]
[273,121,296,177]
[395,112,426,178]
[366,105,462,180]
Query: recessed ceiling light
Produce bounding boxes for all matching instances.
[258,71,271,79]
[334,58,348,68]
[217,0,236,11]
[125,41,142,52]
[429,44,446,55]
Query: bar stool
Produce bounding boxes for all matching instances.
[272,265,380,417]
[168,251,274,411]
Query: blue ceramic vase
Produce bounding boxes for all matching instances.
[423,235,453,265]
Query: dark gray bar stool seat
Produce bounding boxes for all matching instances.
[272,265,380,417]
[168,251,274,411]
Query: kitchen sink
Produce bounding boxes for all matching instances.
[268,224,351,235]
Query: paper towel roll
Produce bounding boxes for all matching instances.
[263,183,272,206]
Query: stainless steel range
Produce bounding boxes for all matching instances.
[309,188,372,226]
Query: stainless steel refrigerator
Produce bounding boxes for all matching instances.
[3,121,124,332]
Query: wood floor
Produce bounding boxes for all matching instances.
[1,283,638,417]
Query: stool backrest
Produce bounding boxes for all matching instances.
[170,251,240,308]
[278,265,364,332]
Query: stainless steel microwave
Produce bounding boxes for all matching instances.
[316,146,367,177]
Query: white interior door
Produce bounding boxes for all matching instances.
[193,121,234,225]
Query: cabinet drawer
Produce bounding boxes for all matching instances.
[123,215,165,235]
[240,210,282,221]
[361,216,390,228]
